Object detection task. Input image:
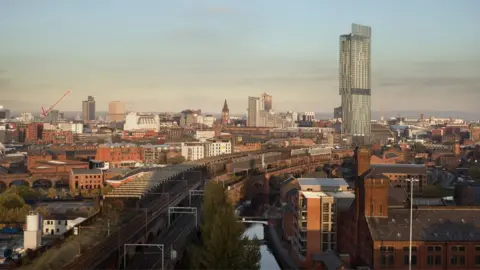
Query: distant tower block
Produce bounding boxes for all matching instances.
[24,211,42,250]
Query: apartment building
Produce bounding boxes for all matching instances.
[181,142,205,161]
[204,139,232,157]
[281,177,354,268]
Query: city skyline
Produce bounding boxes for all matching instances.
[1,0,479,114]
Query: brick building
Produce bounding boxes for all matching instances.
[280,177,354,268]
[25,122,44,143]
[338,148,480,269]
[69,168,104,190]
[42,130,73,144]
[95,143,142,168]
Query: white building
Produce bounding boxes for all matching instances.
[181,142,205,161]
[247,96,262,127]
[43,215,87,236]
[124,112,160,132]
[195,130,216,142]
[298,112,316,122]
[203,115,216,128]
[20,112,34,122]
[205,140,232,157]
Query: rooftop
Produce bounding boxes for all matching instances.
[71,168,103,175]
[298,178,349,189]
[369,164,427,175]
[302,191,328,199]
[367,207,480,242]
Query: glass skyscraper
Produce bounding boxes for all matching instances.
[339,23,372,137]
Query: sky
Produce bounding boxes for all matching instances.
[0,0,479,115]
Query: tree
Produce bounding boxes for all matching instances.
[468,165,480,180]
[167,155,186,165]
[191,182,260,270]
[413,142,427,153]
[47,187,57,199]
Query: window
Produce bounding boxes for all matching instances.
[404,255,417,265]
[451,255,465,266]
[435,255,441,265]
[476,255,480,266]
[427,255,434,266]
[322,214,329,221]
[379,204,383,214]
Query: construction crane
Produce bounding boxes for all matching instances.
[41,90,71,117]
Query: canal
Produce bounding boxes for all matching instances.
[244,224,281,270]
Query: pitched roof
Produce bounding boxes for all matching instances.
[367,207,480,242]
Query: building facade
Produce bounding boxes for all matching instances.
[82,96,96,122]
[247,96,262,127]
[69,168,104,190]
[339,23,372,137]
[108,101,126,122]
[181,142,205,161]
[95,143,142,168]
[204,140,232,157]
[262,92,272,112]
[124,112,160,132]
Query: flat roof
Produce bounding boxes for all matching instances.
[71,169,102,175]
[297,178,349,188]
[301,191,327,199]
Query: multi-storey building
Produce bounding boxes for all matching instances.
[124,112,160,132]
[69,168,104,190]
[262,92,272,112]
[339,23,372,138]
[204,139,232,157]
[338,147,480,269]
[281,177,354,268]
[95,143,142,168]
[42,130,73,145]
[82,96,96,122]
[25,122,44,143]
[140,144,166,164]
[247,96,262,127]
[181,142,205,161]
[108,101,126,122]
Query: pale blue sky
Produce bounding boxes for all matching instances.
[0,0,479,114]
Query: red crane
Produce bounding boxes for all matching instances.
[41,90,71,117]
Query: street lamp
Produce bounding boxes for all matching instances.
[405,178,419,270]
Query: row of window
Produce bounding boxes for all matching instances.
[380,245,480,253]
[380,254,480,267]
[45,220,67,225]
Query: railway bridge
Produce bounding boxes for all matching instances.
[0,172,69,188]
[57,148,290,270]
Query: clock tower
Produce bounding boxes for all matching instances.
[221,99,229,125]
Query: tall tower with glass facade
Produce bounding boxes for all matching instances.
[339,23,372,137]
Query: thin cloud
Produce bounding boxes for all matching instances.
[202,6,239,15]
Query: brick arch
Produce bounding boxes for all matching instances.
[32,179,54,188]
[9,179,30,187]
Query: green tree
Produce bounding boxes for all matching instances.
[167,155,186,165]
[191,182,260,270]
[47,187,57,199]
[468,165,480,180]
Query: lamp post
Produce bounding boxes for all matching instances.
[406,178,419,270]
